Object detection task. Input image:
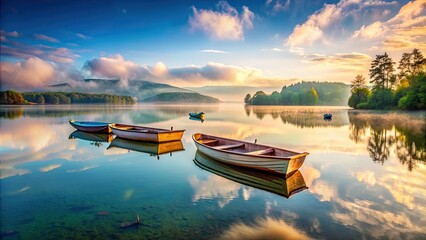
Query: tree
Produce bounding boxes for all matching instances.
[348,75,369,108]
[370,52,395,90]
[348,88,370,108]
[251,91,269,105]
[367,88,394,109]
[270,91,280,105]
[398,49,426,78]
[350,75,366,94]
[244,94,252,104]
[0,90,24,104]
[398,74,426,110]
[36,94,45,104]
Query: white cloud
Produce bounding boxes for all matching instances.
[352,0,426,50]
[83,55,290,87]
[352,21,388,39]
[75,33,91,40]
[261,48,284,52]
[189,1,254,40]
[0,57,57,89]
[285,0,416,49]
[34,33,59,43]
[200,49,230,53]
[83,54,151,80]
[0,44,78,63]
[266,0,291,12]
[0,30,19,42]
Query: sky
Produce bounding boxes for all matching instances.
[1,0,425,90]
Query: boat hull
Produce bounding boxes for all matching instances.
[193,133,308,176]
[189,112,204,119]
[194,151,307,198]
[108,138,184,155]
[109,124,184,142]
[69,120,111,133]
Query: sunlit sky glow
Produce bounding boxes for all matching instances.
[1,0,425,90]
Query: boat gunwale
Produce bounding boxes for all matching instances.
[109,123,185,134]
[192,133,309,160]
[69,119,110,127]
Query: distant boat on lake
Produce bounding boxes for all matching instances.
[192,133,309,176]
[194,151,308,198]
[109,123,185,142]
[69,120,111,133]
[107,137,184,156]
[69,130,113,143]
[189,112,204,119]
[323,113,332,120]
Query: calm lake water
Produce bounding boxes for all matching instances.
[1,104,425,239]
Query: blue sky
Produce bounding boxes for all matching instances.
[1,0,425,90]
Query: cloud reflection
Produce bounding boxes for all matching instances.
[189,175,244,208]
[219,217,310,240]
[39,164,62,172]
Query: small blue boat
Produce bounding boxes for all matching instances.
[69,120,111,133]
[189,112,204,119]
[323,113,332,120]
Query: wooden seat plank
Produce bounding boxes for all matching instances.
[213,143,245,150]
[246,148,274,155]
[199,139,219,144]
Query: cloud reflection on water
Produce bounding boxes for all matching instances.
[219,217,310,240]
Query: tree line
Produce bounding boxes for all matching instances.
[0,91,136,105]
[349,49,426,110]
[244,82,349,106]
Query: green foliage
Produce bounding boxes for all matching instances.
[245,82,349,106]
[399,49,426,78]
[348,88,370,108]
[356,102,369,109]
[350,75,366,94]
[351,49,426,110]
[0,90,25,104]
[369,52,395,90]
[367,89,394,109]
[398,74,426,110]
[13,92,136,105]
[244,94,252,104]
[142,92,219,103]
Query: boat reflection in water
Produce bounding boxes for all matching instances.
[194,151,308,198]
[189,116,204,123]
[107,137,184,159]
[69,130,113,147]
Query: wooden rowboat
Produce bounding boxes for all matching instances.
[109,123,185,142]
[107,138,184,156]
[69,120,111,133]
[192,133,309,176]
[194,151,307,198]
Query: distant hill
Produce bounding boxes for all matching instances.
[142,92,220,103]
[46,79,193,102]
[246,82,350,106]
[187,86,282,102]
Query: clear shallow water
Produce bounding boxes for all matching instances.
[1,104,425,239]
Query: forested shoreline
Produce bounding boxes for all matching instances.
[348,49,425,110]
[0,91,135,105]
[244,82,350,106]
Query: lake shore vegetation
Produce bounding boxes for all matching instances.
[0,91,135,105]
[244,82,349,106]
[349,49,426,110]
